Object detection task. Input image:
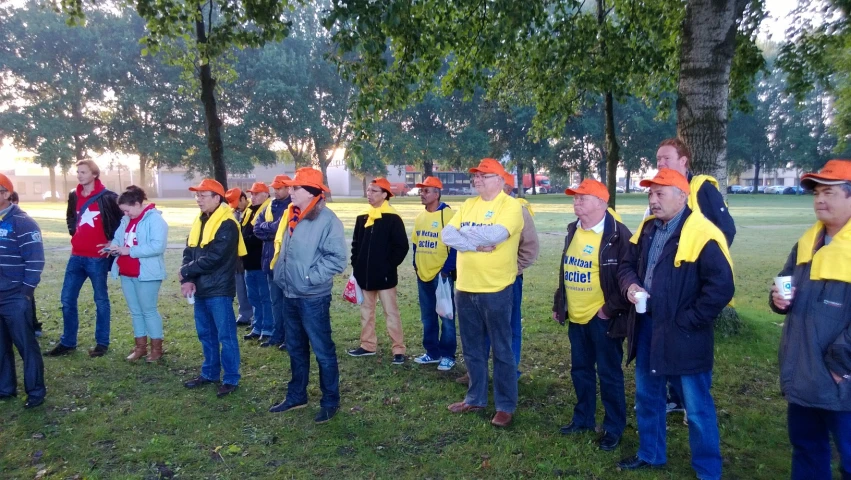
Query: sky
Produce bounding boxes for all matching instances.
[760,0,802,41]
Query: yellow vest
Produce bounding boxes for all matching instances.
[564,227,605,324]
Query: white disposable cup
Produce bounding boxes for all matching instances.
[774,276,793,300]
[186,293,195,305]
[634,291,648,313]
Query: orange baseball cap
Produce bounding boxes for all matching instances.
[800,159,851,189]
[639,168,691,194]
[189,179,226,198]
[502,172,516,188]
[289,167,330,192]
[416,176,443,189]
[565,179,610,203]
[0,173,13,194]
[225,188,242,208]
[270,174,293,189]
[468,158,507,176]
[371,177,394,197]
[246,182,270,194]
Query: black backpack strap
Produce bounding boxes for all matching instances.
[75,189,107,225]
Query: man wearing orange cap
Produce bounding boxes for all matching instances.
[616,169,734,478]
[254,174,292,349]
[553,179,632,451]
[442,158,523,428]
[241,182,275,343]
[179,179,246,398]
[225,188,253,327]
[348,177,410,364]
[770,160,851,479]
[410,176,458,371]
[0,174,46,408]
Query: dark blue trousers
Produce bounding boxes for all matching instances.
[788,402,851,480]
[0,293,46,401]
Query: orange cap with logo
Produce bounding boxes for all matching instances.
[371,177,394,197]
[565,179,610,203]
[270,175,293,189]
[289,167,330,192]
[800,159,851,189]
[246,182,270,194]
[0,173,13,194]
[416,176,443,189]
[639,168,691,194]
[468,158,507,176]
[188,179,226,198]
[225,188,242,208]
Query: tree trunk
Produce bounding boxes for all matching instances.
[362,176,368,198]
[318,158,333,202]
[48,167,57,201]
[676,0,747,202]
[196,14,227,189]
[423,159,433,178]
[516,158,525,198]
[752,160,761,194]
[625,167,631,193]
[603,91,619,208]
[530,163,537,195]
[139,154,147,190]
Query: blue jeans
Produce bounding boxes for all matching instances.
[417,275,456,359]
[634,313,722,480]
[568,316,626,436]
[282,295,339,408]
[193,296,241,386]
[244,270,273,336]
[456,286,517,413]
[484,275,523,376]
[234,272,253,324]
[0,293,45,400]
[788,402,851,480]
[60,255,112,347]
[120,277,163,339]
[268,274,286,344]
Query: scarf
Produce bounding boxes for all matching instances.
[361,200,399,228]
[252,198,272,225]
[688,175,725,216]
[630,211,733,269]
[188,203,247,256]
[796,220,851,283]
[517,198,535,217]
[607,207,622,223]
[270,196,323,269]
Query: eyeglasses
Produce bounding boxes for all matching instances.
[471,174,499,180]
[193,193,214,200]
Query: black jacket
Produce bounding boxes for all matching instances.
[351,211,409,291]
[617,207,735,375]
[692,173,736,246]
[65,189,122,239]
[552,210,633,338]
[241,204,263,271]
[179,212,239,298]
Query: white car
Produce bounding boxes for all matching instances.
[525,186,548,194]
[407,187,421,196]
[615,187,625,193]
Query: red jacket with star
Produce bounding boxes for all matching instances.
[67,179,121,257]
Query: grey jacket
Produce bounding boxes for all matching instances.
[772,243,851,411]
[273,200,347,298]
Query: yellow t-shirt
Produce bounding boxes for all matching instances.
[449,191,523,293]
[564,227,605,324]
[411,206,455,282]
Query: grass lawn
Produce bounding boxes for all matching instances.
[0,193,814,479]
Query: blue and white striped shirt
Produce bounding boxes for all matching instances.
[0,204,45,297]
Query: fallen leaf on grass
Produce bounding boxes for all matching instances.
[350,405,364,412]
[34,468,48,480]
[32,433,45,440]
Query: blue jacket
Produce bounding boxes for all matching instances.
[617,207,735,375]
[0,204,45,298]
[254,197,291,274]
[109,207,168,281]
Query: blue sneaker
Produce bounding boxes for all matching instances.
[413,353,440,364]
[437,357,456,371]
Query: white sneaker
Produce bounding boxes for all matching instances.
[437,357,456,371]
[413,353,440,364]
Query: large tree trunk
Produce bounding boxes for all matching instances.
[676,0,747,201]
[48,167,57,201]
[515,158,525,198]
[196,14,227,189]
[530,163,537,195]
[318,154,333,202]
[139,153,147,190]
[752,159,761,194]
[603,91,619,208]
[423,159,433,178]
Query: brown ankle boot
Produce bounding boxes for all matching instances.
[146,339,163,363]
[126,337,147,361]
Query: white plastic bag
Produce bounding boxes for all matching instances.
[342,274,364,305]
[435,275,454,319]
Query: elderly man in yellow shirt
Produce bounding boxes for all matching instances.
[442,158,523,428]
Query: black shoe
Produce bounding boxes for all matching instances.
[278,343,287,351]
[235,318,252,326]
[245,326,254,332]
[216,384,238,397]
[88,344,108,357]
[392,354,405,365]
[599,431,621,451]
[347,347,375,357]
[559,422,594,435]
[24,397,45,409]
[314,406,338,424]
[243,332,261,341]
[260,340,276,348]
[45,344,76,357]
[616,455,663,470]
[269,400,307,413]
[184,376,218,389]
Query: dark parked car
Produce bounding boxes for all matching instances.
[781,186,805,195]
